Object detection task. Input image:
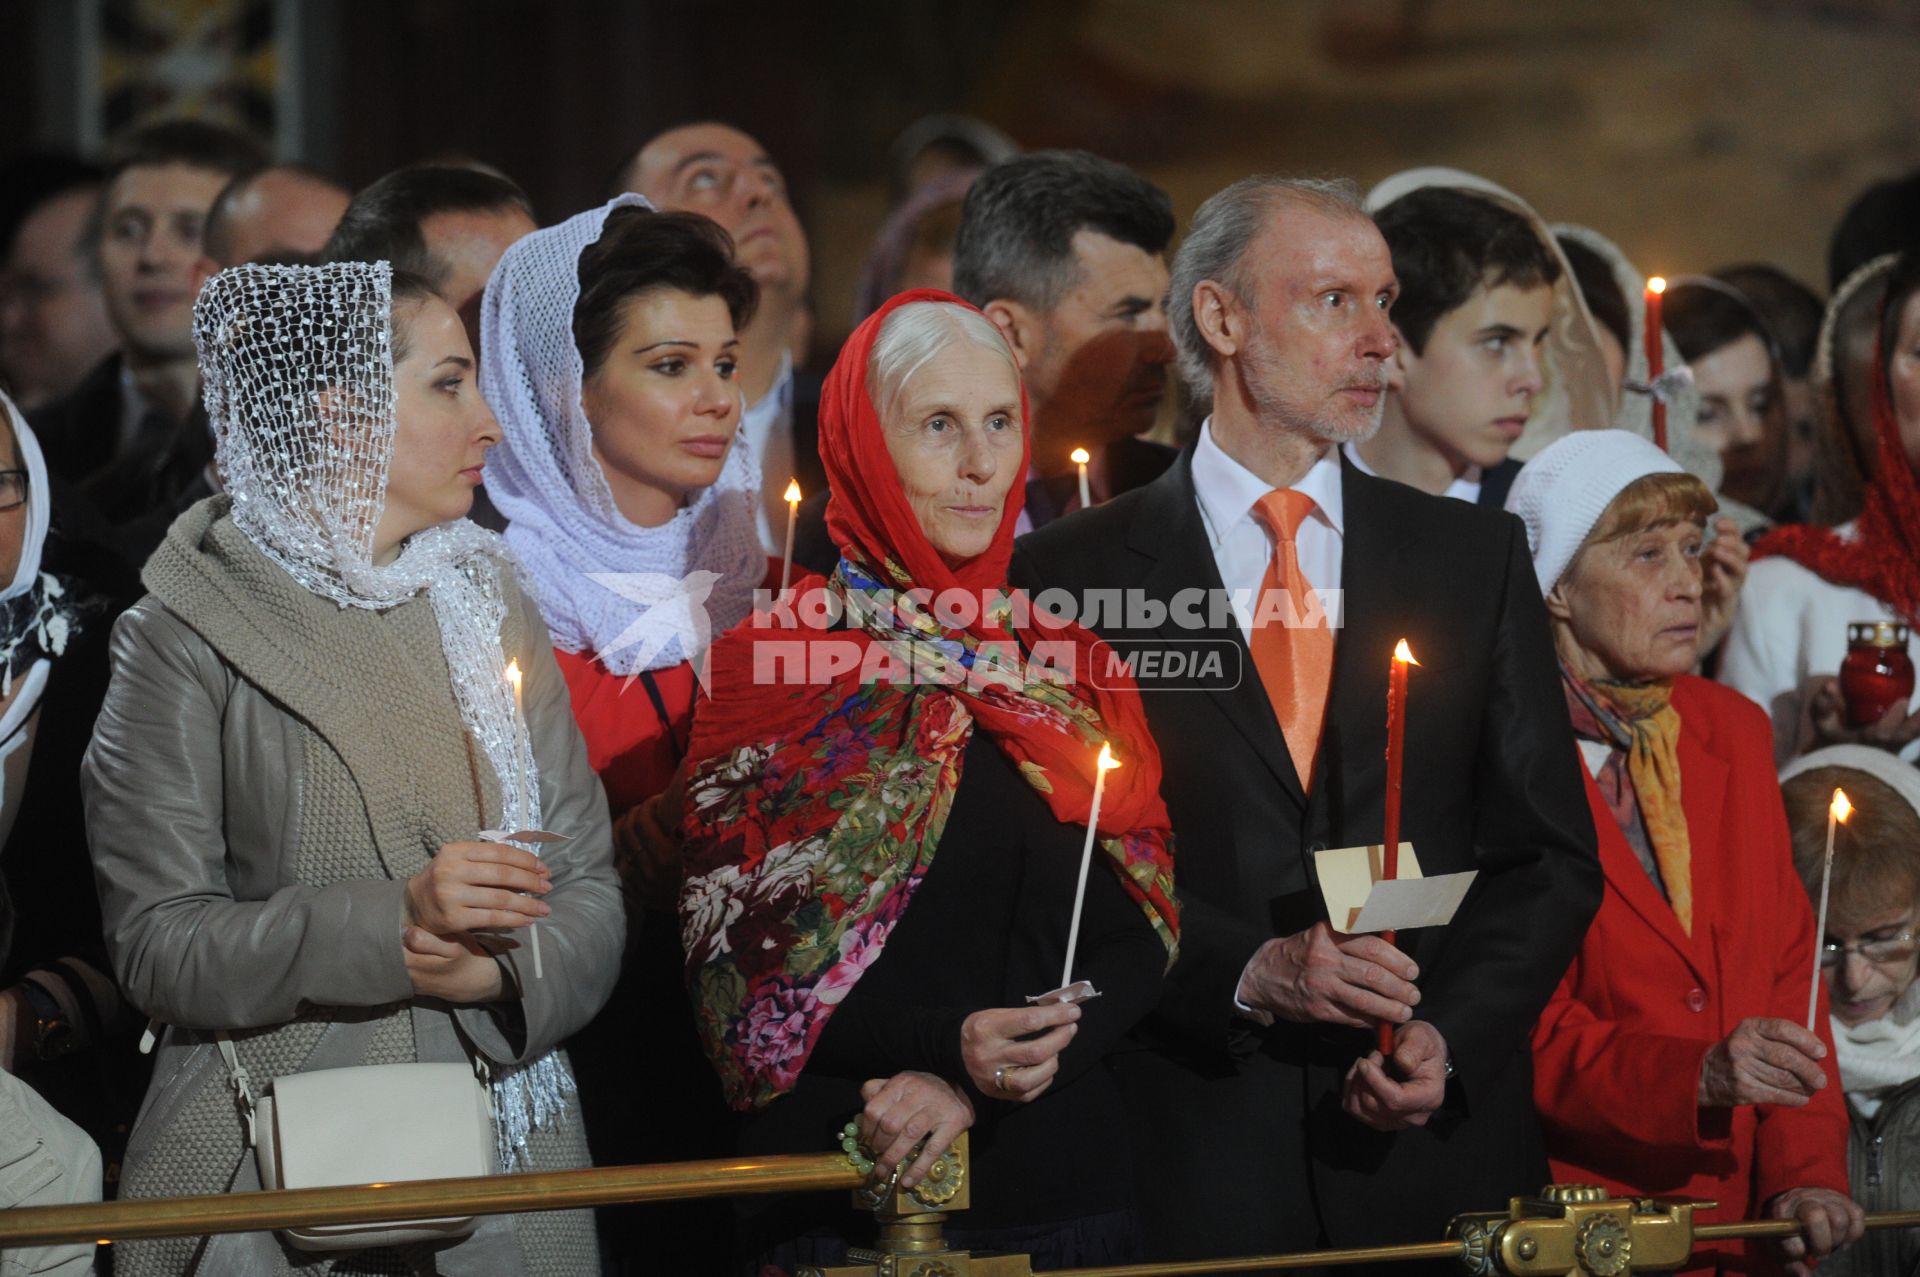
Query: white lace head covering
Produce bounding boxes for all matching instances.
[194,261,571,1168]
[480,195,762,677]
[1364,168,1618,464]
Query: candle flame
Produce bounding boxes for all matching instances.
[1393,639,1420,666]
[1097,742,1120,771]
[1070,447,1091,465]
[1833,787,1853,823]
[783,479,802,504]
[1647,275,1667,295]
[505,659,522,693]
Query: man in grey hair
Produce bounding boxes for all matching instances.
[1012,175,1600,1267]
[952,150,1179,530]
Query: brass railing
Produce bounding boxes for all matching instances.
[3,1144,1918,1276]
[0,1151,861,1250]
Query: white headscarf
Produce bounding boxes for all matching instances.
[1545,223,1769,533]
[0,391,49,604]
[194,261,571,1169]
[0,390,79,700]
[1364,167,1619,462]
[479,196,762,677]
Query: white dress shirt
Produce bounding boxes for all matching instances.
[740,354,796,555]
[1192,419,1348,1020]
[1342,439,1483,504]
[1193,418,1346,643]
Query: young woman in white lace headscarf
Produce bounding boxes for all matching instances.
[479,195,764,832]
[1782,745,1920,1277]
[477,197,766,1272]
[82,261,623,1276]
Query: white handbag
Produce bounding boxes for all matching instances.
[219,1038,498,1252]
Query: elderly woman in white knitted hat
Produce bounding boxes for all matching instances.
[1513,429,1861,1276]
[82,262,623,1275]
[1780,744,1920,1277]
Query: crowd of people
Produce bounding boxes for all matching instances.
[0,108,1918,1277]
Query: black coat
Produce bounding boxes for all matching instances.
[1009,446,1602,1265]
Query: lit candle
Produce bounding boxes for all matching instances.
[1379,639,1419,1054]
[1645,276,1668,453]
[1807,787,1853,1031]
[1061,743,1121,989]
[779,479,801,595]
[1070,447,1092,510]
[504,659,543,979]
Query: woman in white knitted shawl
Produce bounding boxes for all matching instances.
[476,197,765,1271]
[82,261,623,1276]
[478,195,763,833]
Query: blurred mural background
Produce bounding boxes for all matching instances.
[5,0,1920,355]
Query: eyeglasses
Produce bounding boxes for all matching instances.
[1821,931,1919,968]
[0,471,26,513]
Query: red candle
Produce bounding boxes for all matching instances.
[1645,276,1668,453]
[1379,638,1418,1055]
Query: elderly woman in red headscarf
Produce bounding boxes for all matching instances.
[677,290,1179,1274]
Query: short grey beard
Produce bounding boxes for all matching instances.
[1241,326,1385,447]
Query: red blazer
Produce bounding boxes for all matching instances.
[1532,676,1849,1274]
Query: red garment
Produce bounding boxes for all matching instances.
[1532,676,1849,1276]
[553,649,696,816]
[1754,341,1920,626]
[555,557,781,814]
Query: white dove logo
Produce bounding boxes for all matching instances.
[586,569,724,690]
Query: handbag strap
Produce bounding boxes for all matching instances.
[216,1032,259,1146]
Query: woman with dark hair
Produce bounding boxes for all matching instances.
[84,261,623,1274]
[478,198,777,1272]
[1723,250,1920,764]
[1664,279,1795,521]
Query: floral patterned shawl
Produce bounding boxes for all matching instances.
[679,289,1179,1110]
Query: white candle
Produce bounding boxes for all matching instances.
[1070,447,1092,510]
[1807,787,1852,1030]
[1061,743,1121,989]
[780,479,802,594]
[504,659,543,980]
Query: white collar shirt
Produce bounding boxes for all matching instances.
[1191,418,1346,645]
[1342,439,1482,504]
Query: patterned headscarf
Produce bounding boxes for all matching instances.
[678,290,1178,1109]
[1563,667,1694,933]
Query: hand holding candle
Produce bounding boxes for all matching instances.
[1070,447,1092,510]
[1059,742,1121,994]
[1645,276,1668,453]
[504,659,544,979]
[1807,787,1852,1031]
[1378,639,1419,1054]
[779,478,802,595]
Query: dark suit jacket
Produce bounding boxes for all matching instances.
[1009,445,1601,1263]
[28,354,130,485]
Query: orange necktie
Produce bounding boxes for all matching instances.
[1249,489,1335,789]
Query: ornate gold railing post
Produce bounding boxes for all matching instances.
[1449,1184,1710,1276]
[802,1133,1033,1277]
